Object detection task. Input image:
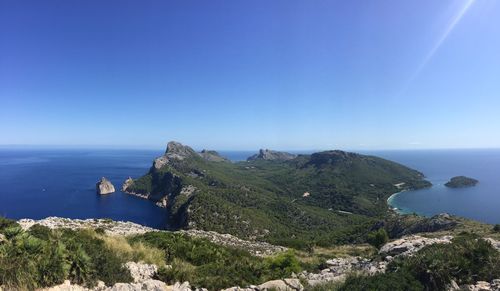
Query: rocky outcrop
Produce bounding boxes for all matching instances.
[298,256,387,287]
[222,279,303,291]
[449,279,500,291]
[179,229,287,257]
[199,150,230,162]
[124,262,158,283]
[96,177,115,195]
[18,217,156,236]
[153,141,198,169]
[121,177,134,192]
[385,213,458,238]
[379,235,453,258]
[247,149,297,162]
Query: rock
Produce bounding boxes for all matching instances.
[485,238,500,251]
[121,177,134,192]
[124,262,157,283]
[199,150,230,162]
[153,141,198,169]
[379,235,453,258]
[96,177,115,195]
[247,149,297,161]
[171,281,192,291]
[18,217,156,236]
[0,233,6,243]
[258,279,303,291]
[155,197,168,208]
[179,229,287,257]
[109,279,168,291]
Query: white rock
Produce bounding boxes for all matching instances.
[124,262,158,283]
[258,278,303,291]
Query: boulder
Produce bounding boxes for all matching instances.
[96,177,115,195]
[258,279,303,291]
[124,262,158,283]
[379,235,453,258]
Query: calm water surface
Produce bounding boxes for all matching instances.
[370,149,500,224]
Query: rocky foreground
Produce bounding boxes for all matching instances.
[15,217,500,291]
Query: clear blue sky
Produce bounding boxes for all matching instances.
[1,0,499,150]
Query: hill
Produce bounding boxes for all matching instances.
[123,142,431,247]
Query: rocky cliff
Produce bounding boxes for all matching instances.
[247,149,297,161]
[96,177,115,195]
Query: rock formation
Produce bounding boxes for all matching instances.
[247,149,297,161]
[96,177,115,195]
[199,149,230,162]
[121,177,134,192]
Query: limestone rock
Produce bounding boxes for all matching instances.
[108,279,168,291]
[124,262,157,283]
[247,149,297,161]
[199,150,230,162]
[96,177,115,195]
[258,279,303,291]
[121,177,134,192]
[154,141,198,169]
[379,235,453,258]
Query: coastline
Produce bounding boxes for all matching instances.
[387,190,407,214]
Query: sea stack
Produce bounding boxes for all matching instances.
[96,177,115,195]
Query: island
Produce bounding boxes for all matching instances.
[96,177,115,194]
[445,176,479,188]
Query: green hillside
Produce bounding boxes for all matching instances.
[125,142,431,247]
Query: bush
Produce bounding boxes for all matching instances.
[339,271,423,291]
[61,229,132,286]
[493,224,500,232]
[397,233,500,290]
[366,228,388,249]
[264,250,301,279]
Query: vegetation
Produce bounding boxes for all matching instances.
[445,176,479,188]
[0,219,134,289]
[493,224,500,232]
[127,145,431,247]
[130,232,302,290]
[366,228,389,249]
[333,233,500,291]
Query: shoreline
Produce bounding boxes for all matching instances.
[387,190,408,215]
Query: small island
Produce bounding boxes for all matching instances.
[96,177,115,194]
[445,176,479,188]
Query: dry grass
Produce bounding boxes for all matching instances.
[100,235,166,267]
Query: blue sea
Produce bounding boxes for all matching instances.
[1,148,499,227]
[373,149,500,224]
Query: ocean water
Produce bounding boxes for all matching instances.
[1,148,499,227]
[371,149,500,224]
[0,149,168,228]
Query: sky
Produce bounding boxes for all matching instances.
[1,0,500,151]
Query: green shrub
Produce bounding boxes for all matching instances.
[264,250,301,279]
[37,241,68,286]
[339,271,423,291]
[397,233,500,290]
[493,224,500,232]
[0,216,18,232]
[61,229,132,286]
[366,228,388,249]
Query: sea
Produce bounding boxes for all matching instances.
[0,148,499,228]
